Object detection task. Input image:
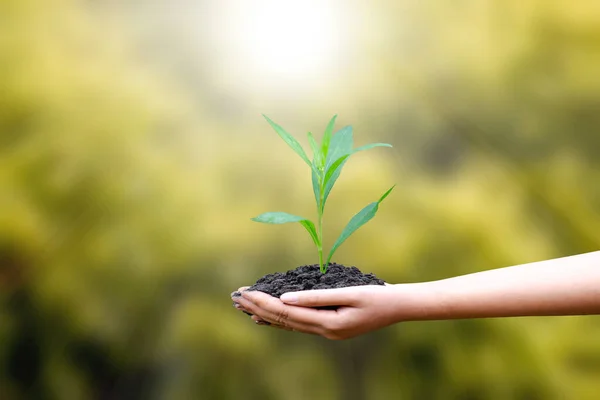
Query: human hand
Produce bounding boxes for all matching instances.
[231,284,407,340]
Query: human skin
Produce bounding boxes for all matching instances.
[231,251,600,340]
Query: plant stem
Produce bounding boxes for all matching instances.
[318,173,326,273]
[318,211,324,273]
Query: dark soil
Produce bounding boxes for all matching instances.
[232,263,385,313]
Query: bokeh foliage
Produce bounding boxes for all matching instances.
[1,0,599,399]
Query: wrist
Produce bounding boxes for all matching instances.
[387,282,446,322]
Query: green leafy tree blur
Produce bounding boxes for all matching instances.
[1,0,599,399]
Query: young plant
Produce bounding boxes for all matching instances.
[252,115,395,274]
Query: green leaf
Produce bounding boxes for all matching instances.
[326,185,395,264]
[251,212,307,224]
[321,154,350,211]
[321,114,337,158]
[263,115,311,167]
[311,168,321,210]
[379,184,396,202]
[252,212,320,247]
[319,127,353,211]
[323,154,350,187]
[307,131,323,168]
[320,139,393,212]
[325,126,353,171]
[353,143,393,153]
[326,202,378,264]
[299,220,320,247]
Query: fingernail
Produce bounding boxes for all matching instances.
[231,291,241,298]
[256,320,271,326]
[280,293,298,303]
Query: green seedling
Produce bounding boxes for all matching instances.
[252,115,395,274]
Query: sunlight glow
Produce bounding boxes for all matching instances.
[207,0,351,91]
[237,1,340,77]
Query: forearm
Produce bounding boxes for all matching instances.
[396,251,600,321]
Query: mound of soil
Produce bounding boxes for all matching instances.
[232,263,385,312]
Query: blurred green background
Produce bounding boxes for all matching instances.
[1,0,599,399]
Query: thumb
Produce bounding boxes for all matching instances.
[280,287,360,307]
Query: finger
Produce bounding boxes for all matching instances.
[243,297,331,338]
[233,302,250,313]
[242,291,335,326]
[251,314,267,323]
[250,315,291,330]
[255,318,295,331]
[251,315,315,333]
[232,287,251,306]
[232,289,252,315]
[237,293,325,334]
[251,315,273,326]
[231,286,251,299]
[236,294,292,324]
[279,287,362,307]
[232,296,254,316]
[251,314,294,330]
